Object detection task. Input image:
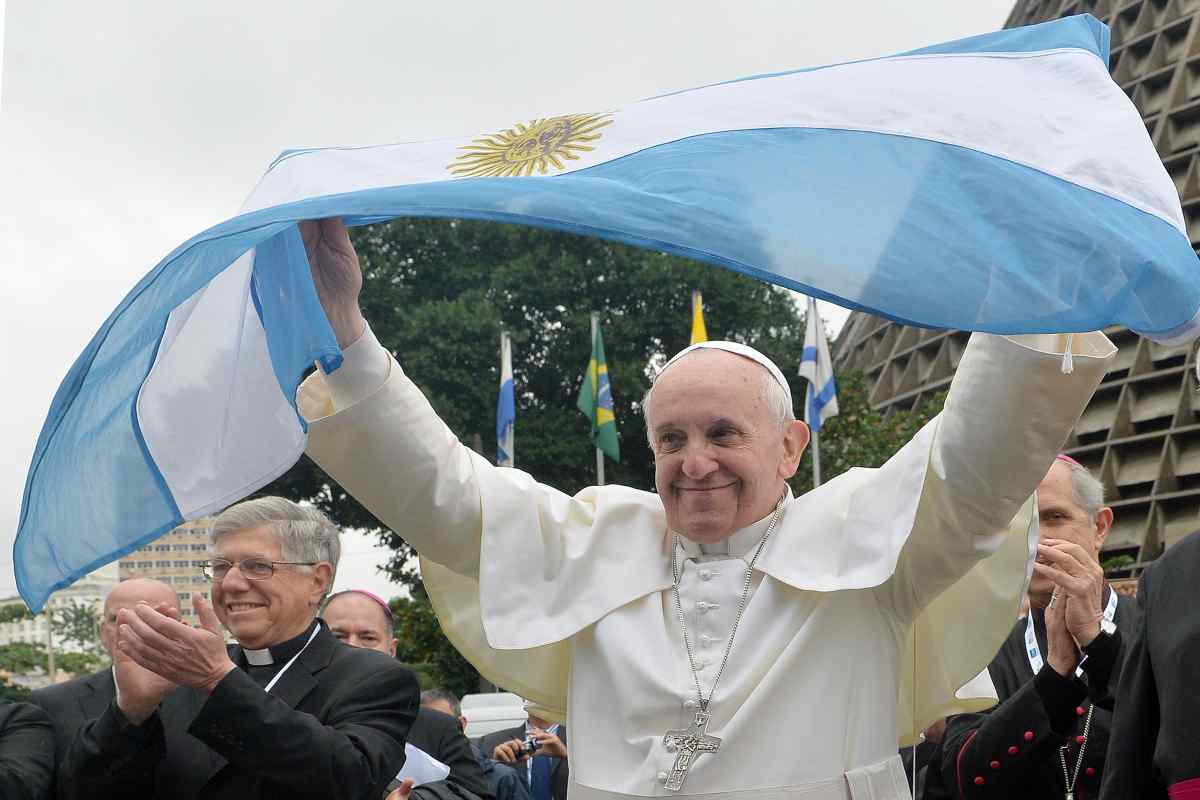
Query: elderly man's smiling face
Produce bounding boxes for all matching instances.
[211,524,332,649]
[647,350,808,543]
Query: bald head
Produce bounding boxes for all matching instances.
[322,591,396,656]
[100,579,178,658]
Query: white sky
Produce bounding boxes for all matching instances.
[0,1,1016,603]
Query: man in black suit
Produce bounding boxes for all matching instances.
[924,456,1137,800]
[32,578,179,761]
[1101,529,1200,799]
[57,497,418,800]
[322,589,492,800]
[479,708,568,800]
[0,699,54,800]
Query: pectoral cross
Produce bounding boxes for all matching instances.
[662,710,722,792]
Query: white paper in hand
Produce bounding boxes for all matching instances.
[396,743,452,787]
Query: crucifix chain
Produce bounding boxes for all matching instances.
[662,496,786,792]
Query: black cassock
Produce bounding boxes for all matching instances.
[1101,530,1200,800]
[57,620,418,800]
[924,586,1136,800]
[0,700,55,800]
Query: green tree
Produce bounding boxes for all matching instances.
[0,604,33,625]
[792,370,946,495]
[390,588,478,697]
[51,600,103,656]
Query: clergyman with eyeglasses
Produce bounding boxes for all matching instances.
[55,496,420,800]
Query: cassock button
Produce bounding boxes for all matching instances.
[700,569,713,581]
[1075,735,1086,745]
[990,760,1000,770]
[974,777,985,786]
[1008,746,1019,755]
[1076,706,1086,716]
[1024,731,1035,741]
[1086,767,1096,777]
[658,772,669,784]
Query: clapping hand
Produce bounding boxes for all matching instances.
[1033,539,1105,647]
[113,602,179,724]
[385,778,414,800]
[117,594,236,696]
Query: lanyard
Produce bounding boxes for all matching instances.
[1025,589,1117,676]
[263,623,321,693]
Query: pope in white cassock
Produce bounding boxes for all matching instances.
[294,219,1115,800]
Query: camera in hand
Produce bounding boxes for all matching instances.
[518,736,539,757]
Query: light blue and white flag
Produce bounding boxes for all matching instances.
[799,298,839,433]
[16,14,1200,610]
[497,332,515,467]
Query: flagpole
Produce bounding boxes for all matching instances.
[811,427,821,488]
[592,312,605,486]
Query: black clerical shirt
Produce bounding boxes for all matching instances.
[237,618,320,688]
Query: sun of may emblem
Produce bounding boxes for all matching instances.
[448,112,613,178]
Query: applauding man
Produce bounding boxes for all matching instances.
[926,456,1137,800]
[58,497,419,800]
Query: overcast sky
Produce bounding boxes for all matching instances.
[0,1,1016,603]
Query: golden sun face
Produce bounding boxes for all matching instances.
[448,112,613,178]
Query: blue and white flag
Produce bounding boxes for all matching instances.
[497,333,515,467]
[16,14,1200,610]
[799,298,839,433]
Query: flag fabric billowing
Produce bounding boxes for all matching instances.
[496,333,515,467]
[690,289,708,344]
[576,324,620,463]
[798,298,839,433]
[15,14,1200,610]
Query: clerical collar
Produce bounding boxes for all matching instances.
[677,491,793,560]
[241,618,320,668]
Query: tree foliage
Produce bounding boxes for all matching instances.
[51,600,103,656]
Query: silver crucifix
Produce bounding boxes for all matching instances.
[662,710,722,792]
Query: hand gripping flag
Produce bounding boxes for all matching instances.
[16,14,1200,609]
[798,298,839,433]
[496,333,515,467]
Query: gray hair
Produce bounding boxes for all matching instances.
[1059,460,1107,520]
[210,497,341,597]
[643,360,794,446]
[421,688,462,717]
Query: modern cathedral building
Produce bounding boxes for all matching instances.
[835,0,1200,580]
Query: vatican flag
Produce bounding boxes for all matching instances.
[690,289,708,345]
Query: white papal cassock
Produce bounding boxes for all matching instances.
[299,327,1114,800]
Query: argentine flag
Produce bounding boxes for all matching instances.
[497,333,515,468]
[15,14,1200,610]
[799,298,839,433]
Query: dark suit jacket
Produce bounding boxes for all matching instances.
[407,707,492,799]
[1102,531,1200,799]
[0,700,55,800]
[57,624,418,800]
[925,590,1137,800]
[478,723,567,800]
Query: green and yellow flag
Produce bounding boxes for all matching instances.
[690,289,708,344]
[577,319,620,462]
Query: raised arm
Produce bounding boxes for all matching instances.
[879,332,1115,620]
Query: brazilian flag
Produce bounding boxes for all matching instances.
[577,321,620,462]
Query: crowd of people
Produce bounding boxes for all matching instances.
[0,497,572,800]
[0,217,1197,800]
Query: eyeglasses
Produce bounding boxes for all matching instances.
[201,557,317,581]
